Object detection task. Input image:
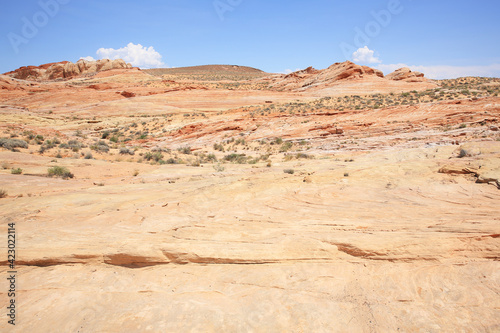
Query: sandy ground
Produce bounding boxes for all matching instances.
[0,70,499,332]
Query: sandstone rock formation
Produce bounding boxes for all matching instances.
[266,61,397,92]
[0,60,498,332]
[387,67,425,82]
[4,59,133,81]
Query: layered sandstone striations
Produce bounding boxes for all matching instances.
[4,59,133,81]
[0,60,499,332]
[262,61,435,94]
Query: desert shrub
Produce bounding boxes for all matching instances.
[206,153,217,162]
[458,149,470,158]
[189,158,202,167]
[144,151,163,162]
[47,166,74,179]
[0,138,28,150]
[164,158,179,164]
[283,169,295,175]
[34,135,44,144]
[91,141,109,153]
[280,142,293,152]
[11,168,22,175]
[296,153,313,159]
[274,137,283,145]
[24,131,35,140]
[119,147,134,155]
[101,131,111,139]
[0,189,7,198]
[67,140,82,152]
[223,153,248,164]
[213,143,225,152]
[213,163,225,172]
[178,146,192,155]
[84,152,93,159]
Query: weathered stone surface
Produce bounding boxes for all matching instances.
[387,67,425,81]
[4,59,133,81]
[0,62,499,332]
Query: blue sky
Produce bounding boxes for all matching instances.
[1,0,499,78]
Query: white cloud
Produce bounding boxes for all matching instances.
[282,68,302,74]
[377,63,500,79]
[94,43,165,69]
[352,46,381,64]
[79,56,96,62]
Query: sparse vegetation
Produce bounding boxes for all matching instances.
[90,141,109,153]
[47,166,74,179]
[458,149,470,158]
[283,169,295,175]
[224,153,248,164]
[119,147,135,155]
[178,146,192,155]
[0,189,7,198]
[213,163,225,172]
[11,168,22,175]
[0,138,28,151]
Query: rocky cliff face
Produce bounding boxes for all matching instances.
[4,59,133,81]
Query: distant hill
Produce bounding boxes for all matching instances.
[144,65,269,81]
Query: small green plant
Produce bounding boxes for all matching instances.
[11,168,22,175]
[213,143,225,152]
[47,166,74,179]
[280,142,293,153]
[90,141,109,153]
[459,123,467,129]
[223,153,248,164]
[144,151,163,162]
[213,163,225,172]
[205,153,217,162]
[67,140,82,152]
[178,146,192,155]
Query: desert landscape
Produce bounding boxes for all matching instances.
[0,57,499,332]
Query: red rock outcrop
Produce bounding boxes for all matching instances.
[4,59,133,81]
[387,67,425,82]
[266,61,386,91]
